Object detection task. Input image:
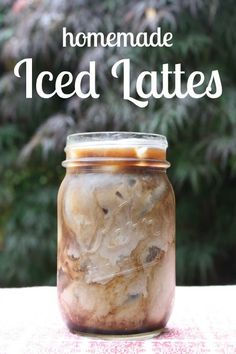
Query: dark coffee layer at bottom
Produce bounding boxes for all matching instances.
[67,319,166,336]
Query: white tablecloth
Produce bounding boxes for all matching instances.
[0,286,236,353]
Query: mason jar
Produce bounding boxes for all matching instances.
[57,132,175,337]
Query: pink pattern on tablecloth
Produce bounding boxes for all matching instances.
[0,286,235,354]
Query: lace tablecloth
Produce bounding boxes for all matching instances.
[0,286,236,354]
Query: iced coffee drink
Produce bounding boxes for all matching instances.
[57,132,175,336]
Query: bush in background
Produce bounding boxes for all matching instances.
[0,0,236,286]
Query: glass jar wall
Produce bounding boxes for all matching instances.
[57,132,175,336]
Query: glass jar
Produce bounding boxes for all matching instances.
[57,132,175,337]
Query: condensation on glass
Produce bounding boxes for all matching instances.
[57,132,175,336]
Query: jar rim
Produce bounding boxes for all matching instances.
[63,131,170,169]
[65,131,168,150]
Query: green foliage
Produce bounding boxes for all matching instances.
[0,0,235,286]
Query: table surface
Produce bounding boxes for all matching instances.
[0,286,235,354]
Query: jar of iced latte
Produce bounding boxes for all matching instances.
[57,132,175,337]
